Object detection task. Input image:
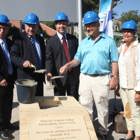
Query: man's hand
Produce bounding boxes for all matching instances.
[109,76,118,90]
[23,60,32,68]
[0,79,8,86]
[59,64,69,75]
[135,92,140,103]
[46,73,52,81]
[60,59,80,75]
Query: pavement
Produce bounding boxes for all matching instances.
[8,83,127,140]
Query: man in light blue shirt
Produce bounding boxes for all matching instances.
[75,33,118,75]
[60,11,119,139]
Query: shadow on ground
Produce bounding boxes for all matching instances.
[12,102,19,109]
[92,96,125,140]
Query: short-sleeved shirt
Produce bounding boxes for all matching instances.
[74,33,118,75]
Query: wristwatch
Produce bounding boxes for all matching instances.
[110,74,118,78]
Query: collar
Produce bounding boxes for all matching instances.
[87,32,105,40]
[124,40,139,48]
[87,33,106,44]
[131,40,139,47]
[27,35,35,39]
[57,32,67,40]
[0,38,4,44]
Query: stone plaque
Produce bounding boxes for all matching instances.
[29,115,91,140]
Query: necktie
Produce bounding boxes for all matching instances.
[30,37,42,69]
[1,42,13,75]
[62,35,70,62]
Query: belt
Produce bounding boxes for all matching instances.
[88,73,108,77]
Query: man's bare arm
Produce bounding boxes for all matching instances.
[59,59,80,74]
[40,23,56,36]
[109,62,119,90]
[10,20,56,37]
[10,20,21,28]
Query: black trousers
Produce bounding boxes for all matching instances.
[0,83,14,129]
[34,73,44,96]
[54,75,79,101]
[35,80,43,96]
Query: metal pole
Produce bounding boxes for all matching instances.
[78,0,82,43]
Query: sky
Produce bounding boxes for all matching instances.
[0,0,78,22]
[113,0,140,18]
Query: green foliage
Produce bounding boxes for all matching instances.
[113,0,122,7]
[82,0,122,16]
[82,0,99,14]
[119,10,140,23]
[114,33,122,46]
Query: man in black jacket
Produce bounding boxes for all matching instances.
[0,14,16,139]
[46,12,80,100]
[11,13,46,96]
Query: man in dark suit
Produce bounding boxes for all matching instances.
[46,12,80,100]
[11,13,46,96]
[0,14,16,139]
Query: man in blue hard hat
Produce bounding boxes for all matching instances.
[46,12,80,100]
[60,11,119,139]
[118,20,140,140]
[0,14,17,139]
[11,13,46,96]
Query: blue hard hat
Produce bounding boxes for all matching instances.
[54,12,69,22]
[0,14,9,25]
[121,20,137,31]
[83,11,99,25]
[23,13,39,25]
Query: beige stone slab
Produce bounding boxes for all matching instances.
[29,115,90,140]
[20,96,98,140]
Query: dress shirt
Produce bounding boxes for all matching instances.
[30,37,42,69]
[118,40,140,91]
[30,37,42,61]
[74,33,118,75]
[57,32,68,45]
[0,39,13,75]
[57,32,70,62]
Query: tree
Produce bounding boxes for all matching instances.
[82,0,122,15]
[113,0,122,8]
[119,10,140,23]
[82,0,99,15]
